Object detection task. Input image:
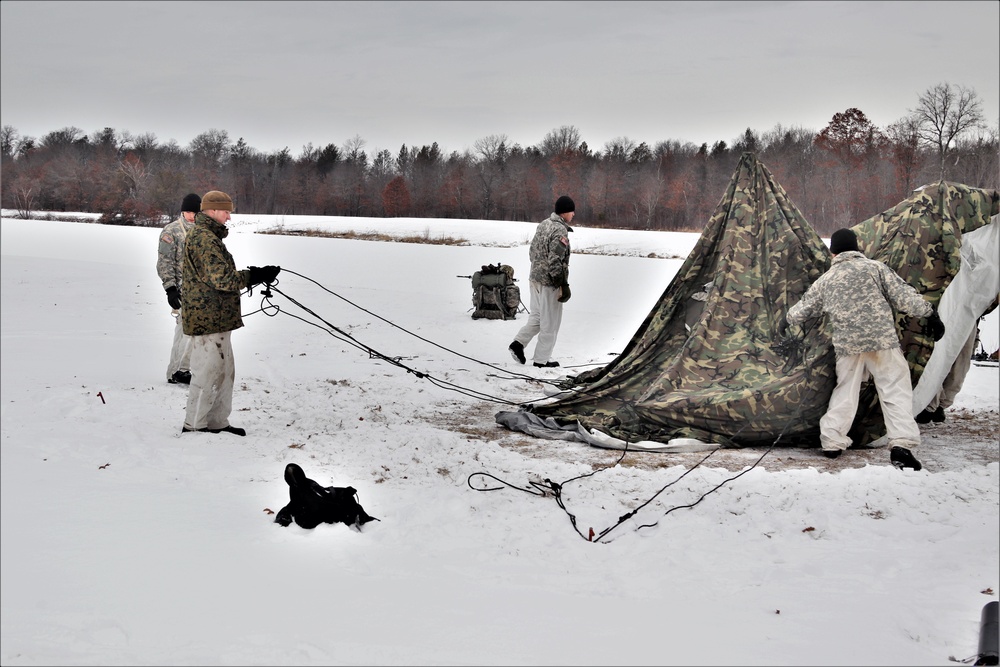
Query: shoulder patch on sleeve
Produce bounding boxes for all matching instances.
[559,236,569,246]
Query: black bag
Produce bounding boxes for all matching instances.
[274,463,378,530]
[471,263,521,320]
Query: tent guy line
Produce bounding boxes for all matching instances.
[243,268,545,404]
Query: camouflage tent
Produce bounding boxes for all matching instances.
[497,152,838,449]
[496,157,999,451]
[847,182,998,445]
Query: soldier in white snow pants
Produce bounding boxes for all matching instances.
[157,193,201,384]
[786,228,943,470]
[509,196,575,368]
[179,190,280,437]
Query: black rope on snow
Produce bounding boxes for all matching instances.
[468,326,825,543]
[244,269,616,411]
[275,269,615,398]
[468,394,811,544]
[240,270,571,406]
[467,445,631,542]
[284,269,556,378]
[627,354,826,538]
[466,472,551,497]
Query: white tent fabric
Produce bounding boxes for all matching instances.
[912,216,1000,413]
[493,410,722,452]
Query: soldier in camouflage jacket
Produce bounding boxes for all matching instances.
[508,196,575,368]
[787,228,939,469]
[157,193,201,384]
[179,190,280,436]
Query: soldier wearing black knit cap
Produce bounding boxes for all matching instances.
[156,193,202,385]
[786,228,944,471]
[508,195,575,369]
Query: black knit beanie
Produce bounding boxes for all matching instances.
[554,195,575,215]
[829,228,859,254]
[181,193,202,213]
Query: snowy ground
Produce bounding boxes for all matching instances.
[1,213,997,666]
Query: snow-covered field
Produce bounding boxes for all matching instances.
[2,213,997,666]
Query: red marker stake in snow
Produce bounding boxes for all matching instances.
[97,392,105,404]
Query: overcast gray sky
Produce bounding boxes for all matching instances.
[2,1,997,157]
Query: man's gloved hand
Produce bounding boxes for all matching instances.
[248,265,281,286]
[165,286,182,310]
[925,307,946,341]
[558,283,571,303]
[776,315,789,338]
[773,316,802,359]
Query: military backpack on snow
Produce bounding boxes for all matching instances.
[469,263,521,320]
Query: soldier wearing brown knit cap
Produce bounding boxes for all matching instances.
[179,190,280,437]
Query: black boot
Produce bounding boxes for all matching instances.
[890,446,923,471]
[208,425,247,436]
[508,341,526,364]
[170,370,192,385]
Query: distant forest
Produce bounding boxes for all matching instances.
[2,83,996,236]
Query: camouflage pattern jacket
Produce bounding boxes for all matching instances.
[156,216,195,290]
[181,213,251,336]
[787,250,932,357]
[528,213,572,287]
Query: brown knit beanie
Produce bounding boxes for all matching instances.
[201,190,234,212]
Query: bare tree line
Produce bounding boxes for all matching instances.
[1,83,996,236]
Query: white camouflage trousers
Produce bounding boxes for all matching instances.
[166,309,193,380]
[820,347,921,451]
[927,324,977,411]
[183,331,235,431]
[513,280,564,364]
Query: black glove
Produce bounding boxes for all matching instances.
[776,315,789,338]
[925,308,945,341]
[558,283,571,303]
[165,286,182,310]
[773,332,802,358]
[248,265,281,286]
[772,315,801,356]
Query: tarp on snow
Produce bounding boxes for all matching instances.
[496,158,1000,451]
[496,152,838,449]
